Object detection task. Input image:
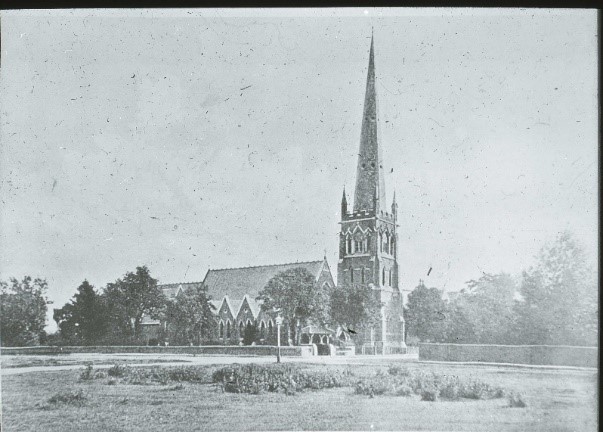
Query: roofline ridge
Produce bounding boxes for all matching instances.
[208,259,324,272]
[159,281,205,287]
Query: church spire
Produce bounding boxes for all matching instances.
[353,32,386,213]
[341,186,348,216]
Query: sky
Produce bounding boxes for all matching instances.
[0,8,598,332]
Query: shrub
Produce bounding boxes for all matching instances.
[420,386,439,402]
[168,367,210,383]
[353,368,509,402]
[212,364,352,395]
[79,365,94,381]
[439,379,461,400]
[107,364,129,378]
[387,365,410,377]
[508,392,527,408]
[394,384,413,397]
[48,390,87,406]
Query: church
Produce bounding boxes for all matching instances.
[143,35,407,354]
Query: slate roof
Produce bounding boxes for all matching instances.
[202,260,325,302]
[208,300,222,313]
[159,282,204,299]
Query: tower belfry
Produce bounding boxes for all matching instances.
[337,33,406,354]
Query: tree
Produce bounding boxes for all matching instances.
[256,267,329,345]
[0,276,50,346]
[164,285,216,345]
[403,281,447,342]
[447,273,517,344]
[103,266,166,344]
[53,280,107,345]
[330,282,381,341]
[514,231,597,346]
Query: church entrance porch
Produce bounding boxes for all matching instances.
[300,325,335,356]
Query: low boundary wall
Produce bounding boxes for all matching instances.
[0,345,313,357]
[419,343,598,368]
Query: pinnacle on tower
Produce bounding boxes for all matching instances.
[353,32,387,214]
[341,186,348,216]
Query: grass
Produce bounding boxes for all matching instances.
[1,361,597,431]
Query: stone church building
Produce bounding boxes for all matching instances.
[143,36,406,354]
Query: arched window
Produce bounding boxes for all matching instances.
[350,266,354,283]
[239,322,244,338]
[379,232,383,252]
[383,232,389,254]
[390,236,395,255]
[346,235,352,254]
[226,321,231,338]
[389,269,393,286]
[354,238,362,253]
[268,320,274,336]
[219,321,224,338]
[382,268,386,285]
[260,321,266,339]
[364,235,369,253]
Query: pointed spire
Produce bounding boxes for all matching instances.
[353,31,386,213]
[392,190,398,218]
[341,186,348,216]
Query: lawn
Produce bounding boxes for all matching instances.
[1,361,597,431]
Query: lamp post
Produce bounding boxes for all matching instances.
[275,313,283,363]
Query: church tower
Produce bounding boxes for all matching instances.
[337,34,406,354]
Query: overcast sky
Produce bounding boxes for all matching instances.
[1,9,598,331]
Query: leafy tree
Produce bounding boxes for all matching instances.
[403,281,447,342]
[164,285,216,345]
[243,322,258,346]
[514,231,597,346]
[447,273,517,344]
[0,276,50,346]
[53,280,107,345]
[330,282,381,341]
[256,267,329,345]
[103,266,166,344]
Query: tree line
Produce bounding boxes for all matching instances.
[1,231,597,347]
[404,231,598,347]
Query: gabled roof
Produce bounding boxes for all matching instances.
[230,299,243,318]
[201,260,326,302]
[208,300,222,314]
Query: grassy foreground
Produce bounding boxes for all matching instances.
[1,361,597,431]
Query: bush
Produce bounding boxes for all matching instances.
[394,383,413,397]
[212,364,353,395]
[353,368,509,402]
[420,386,439,401]
[387,365,410,377]
[508,392,527,408]
[107,364,129,377]
[79,365,95,381]
[48,390,87,406]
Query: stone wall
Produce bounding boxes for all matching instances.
[419,343,597,368]
[1,345,313,357]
